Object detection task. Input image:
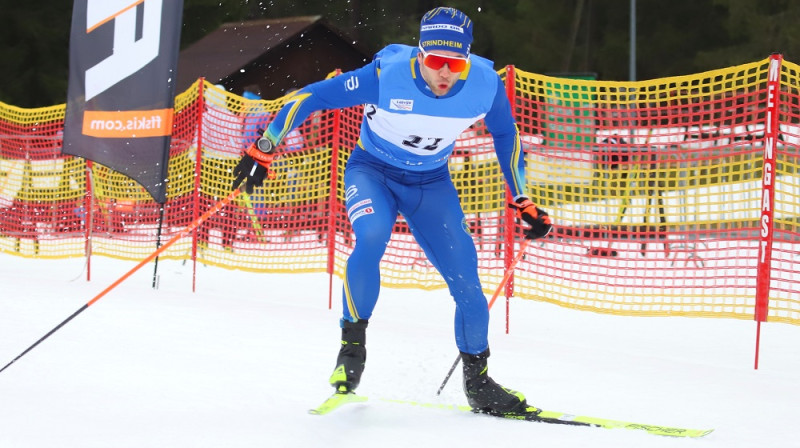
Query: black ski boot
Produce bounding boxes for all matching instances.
[329,319,368,394]
[461,348,531,415]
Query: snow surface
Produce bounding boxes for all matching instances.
[1,254,798,448]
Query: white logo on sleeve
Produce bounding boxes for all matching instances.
[345,76,360,91]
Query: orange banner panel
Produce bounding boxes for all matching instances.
[81,109,174,138]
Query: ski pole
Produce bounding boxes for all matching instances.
[152,204,165,288]
[0,188,243,374]
[240,191,267,243]
[435,238,531,395]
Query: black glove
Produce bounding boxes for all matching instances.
[232,135,276,194]
[509,197,553,239]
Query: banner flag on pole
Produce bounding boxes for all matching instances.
[62,0,184,204]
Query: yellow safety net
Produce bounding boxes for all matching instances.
[1,58,799,325]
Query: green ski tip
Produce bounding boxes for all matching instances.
[309,392,368,415]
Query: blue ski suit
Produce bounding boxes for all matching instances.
[264,44,528,355]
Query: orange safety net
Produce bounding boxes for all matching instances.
[1,59,799,324]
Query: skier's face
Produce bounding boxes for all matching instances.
[417,49,468,96]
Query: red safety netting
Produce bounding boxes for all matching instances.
[1,57,799,325]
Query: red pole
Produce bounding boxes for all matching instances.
[91,190,240,306]
[504,187,514,335]
[84,160,93,281]
[503,64,518,334]
[192,79,206,293]
[488,239,531,310]
[754,54,782,369]
[327,69,344,309]
[755,321,762,370]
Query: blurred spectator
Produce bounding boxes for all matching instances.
[198,84,243,250]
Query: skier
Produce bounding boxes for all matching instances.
[232,6,553,415]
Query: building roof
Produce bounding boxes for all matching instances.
[176,16,368,94]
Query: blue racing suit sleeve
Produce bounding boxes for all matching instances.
[483,76,528,199]
[265,61,380,145]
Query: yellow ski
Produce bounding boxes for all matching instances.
[308,392,368,415]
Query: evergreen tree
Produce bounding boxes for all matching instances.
[1,0,798,107]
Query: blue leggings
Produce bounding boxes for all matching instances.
[341,149,489,355]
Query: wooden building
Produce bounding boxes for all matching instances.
[176,16,372,98]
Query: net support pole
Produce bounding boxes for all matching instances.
[754,54,782,369]
[151,205,165,289]
[327,69,344,310]
[192,79,206,293]
[503,64,518,334]
[84,160,94,282]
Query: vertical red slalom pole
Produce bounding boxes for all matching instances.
[0,188,242,375]
[327,73,343,310]
[754,54,782,369]
[504,189,516,335]
[503,64,518,334]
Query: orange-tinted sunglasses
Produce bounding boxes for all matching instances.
[418,46,469,72]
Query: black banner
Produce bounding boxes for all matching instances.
[63,0,183,203]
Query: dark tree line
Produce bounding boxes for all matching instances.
[2,0,799,108]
